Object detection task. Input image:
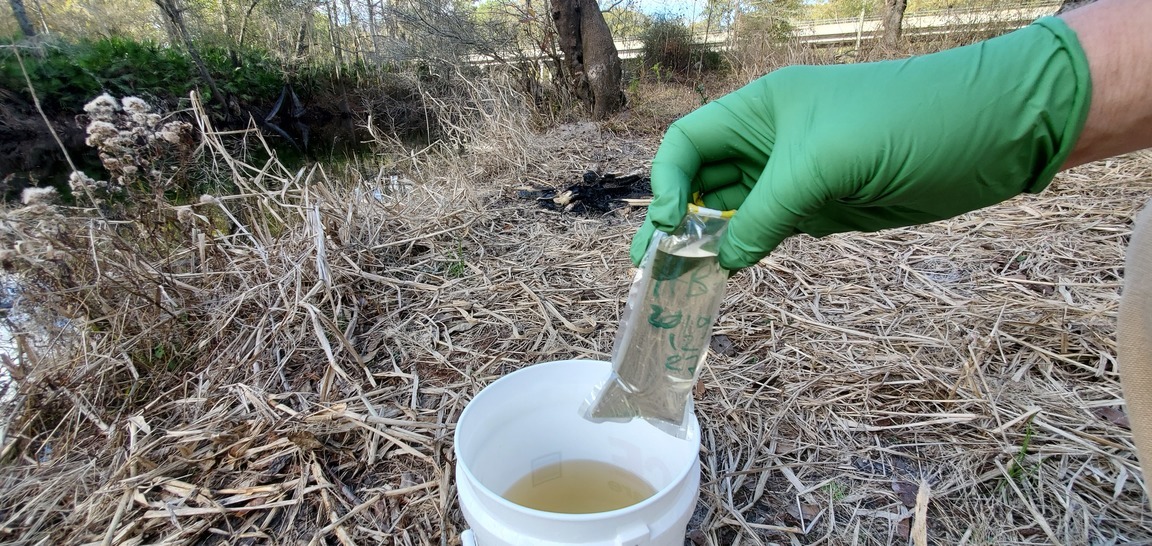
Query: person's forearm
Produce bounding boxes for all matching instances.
[1060,0,1152,169]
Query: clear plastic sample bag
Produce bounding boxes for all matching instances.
[585,206,731,436]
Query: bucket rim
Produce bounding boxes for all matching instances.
[452,359,701,522]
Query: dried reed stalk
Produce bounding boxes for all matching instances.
[0,75,1149,546]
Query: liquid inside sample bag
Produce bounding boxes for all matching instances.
[586,207,730,435]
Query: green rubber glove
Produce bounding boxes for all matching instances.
[631,17,1091,270]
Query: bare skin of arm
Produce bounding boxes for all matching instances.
[1060,0,1152,169]
[1060,0,1152,504]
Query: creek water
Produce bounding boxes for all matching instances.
[0,114,377,202]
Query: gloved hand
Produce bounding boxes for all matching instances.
[632,17,1091,270]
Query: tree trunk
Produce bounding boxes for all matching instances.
[551,0,625,120]
[882,0,907,47]
[325,0,343,68]
[366,0,380,62]
[295,7,312,60]
[237,0,261,49]
[154,0,227,111]
[7,0,35,37]
[342,0,364,77]
[217,0,240,67]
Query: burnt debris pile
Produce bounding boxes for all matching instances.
[519,171,652,214]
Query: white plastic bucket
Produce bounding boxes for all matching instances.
[454,359,701,546]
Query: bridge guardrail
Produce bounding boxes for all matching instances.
[613,0,1062,43]
[471,1,1065,64]
[789,0,1062,27]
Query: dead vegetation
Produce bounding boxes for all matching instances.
[1,65,1151,546]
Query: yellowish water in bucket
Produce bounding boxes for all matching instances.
[501,459,656,514]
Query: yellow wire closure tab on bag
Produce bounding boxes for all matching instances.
[687,202,735,219]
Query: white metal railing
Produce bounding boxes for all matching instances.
[615,0,1062,44]
[790,0,1062,27]
[468,1,1064,64]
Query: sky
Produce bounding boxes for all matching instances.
[630,0,707,20]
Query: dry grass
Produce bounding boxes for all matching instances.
[698,152,1152,544]
[1,72,1151,546]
